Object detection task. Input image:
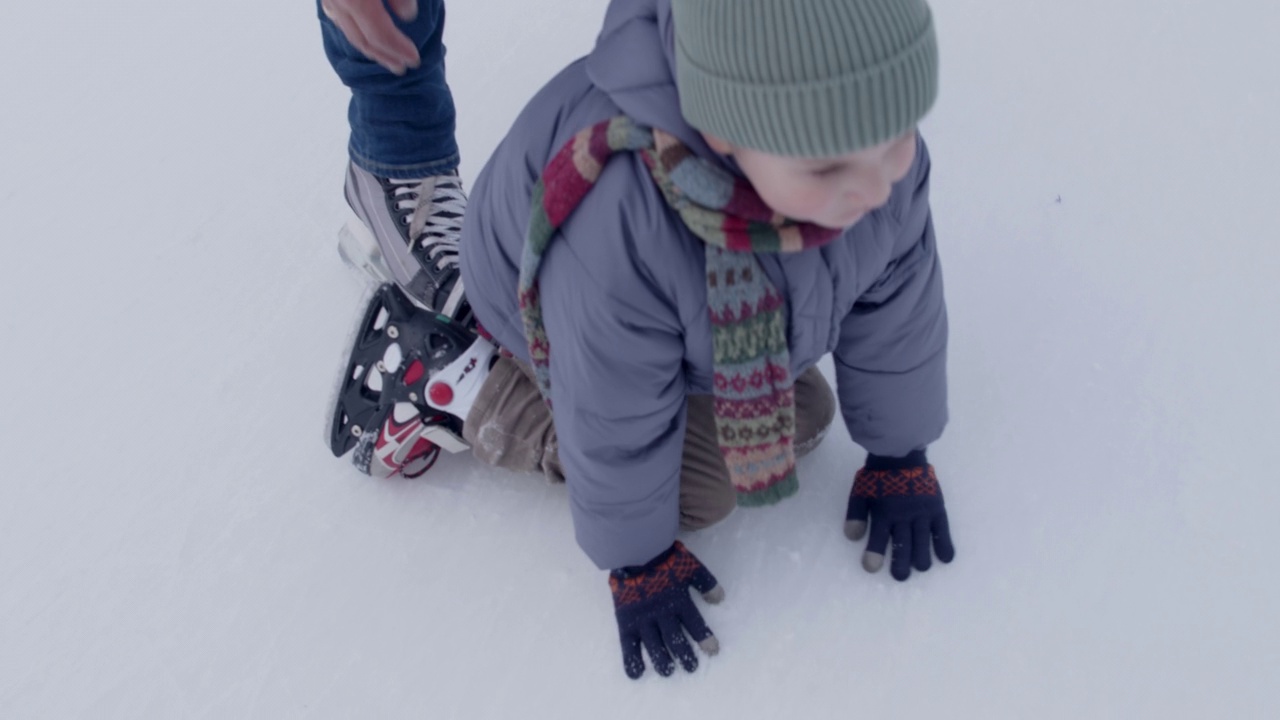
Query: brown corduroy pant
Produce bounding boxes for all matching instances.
[462,358,836,531]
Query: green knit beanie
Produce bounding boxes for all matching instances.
[672,0,938,157]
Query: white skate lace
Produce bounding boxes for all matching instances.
[388,175,466,273]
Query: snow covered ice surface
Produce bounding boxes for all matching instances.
[2,1,1278,717]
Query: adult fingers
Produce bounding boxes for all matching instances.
[324,4,409,74]
[348,0,421,72]
[932,513,956,563]
[912,518,933,572]
[861,515,890,573]
[659,616,699,673]
[387,0,419,22]
[889,521,913,581]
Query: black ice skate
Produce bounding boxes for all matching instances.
[337,161,473,325]
[329,283,495,478]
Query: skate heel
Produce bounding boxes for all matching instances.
[337,221,393,286]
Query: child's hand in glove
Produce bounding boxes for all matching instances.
[609,541,724,679]
[845,450,956,581]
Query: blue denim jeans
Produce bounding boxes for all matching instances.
[318,0,459,178]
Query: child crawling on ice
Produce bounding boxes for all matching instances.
[334,0,956,680]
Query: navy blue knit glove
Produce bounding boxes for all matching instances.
[609,540,723,679]
[844,450,956,581]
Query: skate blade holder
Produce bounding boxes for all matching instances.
[420,424,470,454]
[337,221,393,286]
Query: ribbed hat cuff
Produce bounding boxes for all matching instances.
[676,15,938,157]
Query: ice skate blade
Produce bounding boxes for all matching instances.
[337,221,436,312]
[325,281,380,460]
[337,221,392,286]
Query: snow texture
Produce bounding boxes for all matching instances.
[2,0,1278,717]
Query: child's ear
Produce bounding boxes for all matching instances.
[701,132,734,156]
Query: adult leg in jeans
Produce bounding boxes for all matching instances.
[318,0,469,319]
[318,0,458,178]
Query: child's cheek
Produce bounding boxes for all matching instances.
[891,137,918,182]
[754,182,796,219]
[802,182,843,222]
[772,179,828,221]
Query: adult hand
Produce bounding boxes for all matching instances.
[321,0,422,75]
[844,450,955,581]
[609,541,723,679]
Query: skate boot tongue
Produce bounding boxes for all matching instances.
[339,162,471,323]
[408,174,469,321]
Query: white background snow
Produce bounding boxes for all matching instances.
[3,0,1278,717]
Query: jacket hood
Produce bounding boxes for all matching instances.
[585,0,719,160]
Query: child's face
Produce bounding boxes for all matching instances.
[704,129,918,230]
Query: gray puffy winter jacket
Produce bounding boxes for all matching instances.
[460,0,948,570]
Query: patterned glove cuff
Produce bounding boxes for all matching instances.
[610,542,680,580]
[865,449,929,471]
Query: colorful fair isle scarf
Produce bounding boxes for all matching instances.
[519,117,840,506]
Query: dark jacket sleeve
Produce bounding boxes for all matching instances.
[834,139,949,457]
[535,161,689,571]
